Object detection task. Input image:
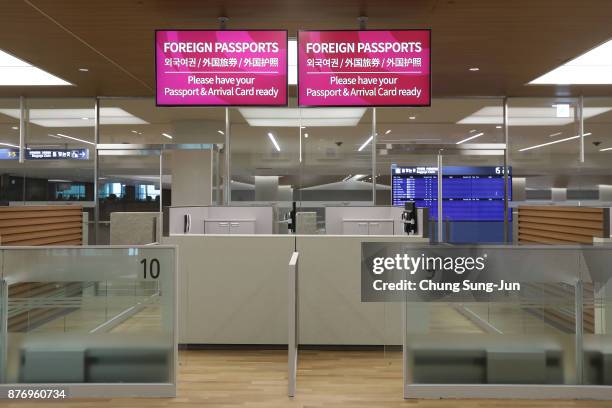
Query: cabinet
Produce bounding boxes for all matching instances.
[204,220,256,235]
[342,220,393,235]
[367,221,393,235]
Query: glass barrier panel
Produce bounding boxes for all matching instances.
[1,246,175,385]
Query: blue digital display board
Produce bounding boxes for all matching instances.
[0,148,89,160]
[391,165,511,221]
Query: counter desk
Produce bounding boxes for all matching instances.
[162,233,428,345]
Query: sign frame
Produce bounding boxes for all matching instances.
[297,29,432,108]
[155,28,289,107]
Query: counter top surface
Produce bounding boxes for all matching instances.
[342,218,394,222]
[204,218,256,222]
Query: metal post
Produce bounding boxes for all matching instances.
[402,279,408,398]
[224,107,230,205]
[18,97,25,164]
[159,150,163,240]
[288,252,299,397]
[0,279,7,383]
[94,98,100,244]
[578,96,584,163]
[503,97,509,243]
[575,279,584,385]
[437,152,443,243]
[372,107,377,205]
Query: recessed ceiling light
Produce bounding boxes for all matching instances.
[217,130,225,135]
[409,116,416,120]
[469,67,480,71]
[458,106,612,126]
[0,49,72,86]
[519,132,592,152]
[385,129,392,135]
[267,132,281,152]
[495,125,502,129]
[304,133,309,138]
[11,126,18,130]
[0,107,148,127]
[162,133,173,139]
[288,39,297,85]
[456,132,484,145]
[239,108,366,127]
[530,39,612,84]
[78,68,89,72]
[81,117,89,120]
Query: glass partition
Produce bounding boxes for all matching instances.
[394,245,612,396]
[0,245,176,392]
[508,97,581,206]
[0,98,24,203]
[582,97,612,205]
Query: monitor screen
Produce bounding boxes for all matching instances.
[391,165,511,221]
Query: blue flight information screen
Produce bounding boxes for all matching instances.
[391,165,511,221]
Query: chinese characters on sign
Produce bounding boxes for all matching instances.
[298,30,431,106]
[155,30,288,106]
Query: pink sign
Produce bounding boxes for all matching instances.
[298,30,431,107]
[156,30,288,106]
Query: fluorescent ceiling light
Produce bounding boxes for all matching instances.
[469,129,477,133]
[49,179,71,182]
[0,142,19,148]
[267,132,280,151]
[519,132,591,152]
[11,126,18,130]
[0,49,72,86]
[469,67,480,71]
[162,133,173,139]
[56,133,95,146]
[288,39,297,85]
[458,106,612,126]
[529,39,612,84]
[549,132,562,138]
[456,132,484,145]
[358,135,373,152]
[238,107,366,127]
[0,107,148,127]
[385,129,392,135]
[217,130,224,135]
[600,147,612,152]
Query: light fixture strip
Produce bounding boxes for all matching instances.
[358,135,374,152]
[56,133,95,146]
[456,132,484,145]
[519,133,592,152]
[267,132,281,152]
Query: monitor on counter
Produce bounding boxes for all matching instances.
[391,165,511,221]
